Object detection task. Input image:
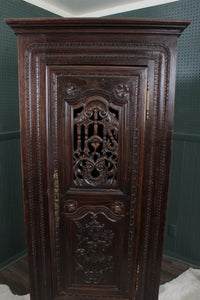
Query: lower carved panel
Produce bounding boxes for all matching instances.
[75,213,115,285]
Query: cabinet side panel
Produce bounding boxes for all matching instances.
[136,37,178,300]
[17,36,52,300]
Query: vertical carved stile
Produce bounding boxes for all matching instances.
[53,169,59,228]
[134,263,140,300]
[136,263,140,291]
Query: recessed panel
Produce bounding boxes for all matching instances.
[54,66,143,192]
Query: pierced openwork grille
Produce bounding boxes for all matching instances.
[73,96,119,187]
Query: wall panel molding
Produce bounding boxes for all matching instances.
[174,132,200,143]
[0,250,26,271]
[0,130,20,141]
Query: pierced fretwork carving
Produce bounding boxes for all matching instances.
[75,213,115,284]
[73,96,119,187]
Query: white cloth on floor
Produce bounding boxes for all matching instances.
[159,268,200,300]
[0,285,29,300]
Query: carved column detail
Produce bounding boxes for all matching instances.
[53,169,60,227]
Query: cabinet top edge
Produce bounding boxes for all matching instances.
[5,17,190,36]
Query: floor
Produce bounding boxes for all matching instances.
[0,256,191,295]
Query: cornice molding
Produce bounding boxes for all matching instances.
[5,18,190,36]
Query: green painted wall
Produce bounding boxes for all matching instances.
[0,0,57,270]
[112,0,200,266]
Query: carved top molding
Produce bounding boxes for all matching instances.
[25,41,169,55]
[23,41,171,75]
[5,18,190,36]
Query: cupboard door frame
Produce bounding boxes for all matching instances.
[46,65,147,298]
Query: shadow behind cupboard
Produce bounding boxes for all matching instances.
[6,18,190,300]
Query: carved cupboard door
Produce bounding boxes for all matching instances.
[47,65,147,299]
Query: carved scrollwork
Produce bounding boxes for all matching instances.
[73,96,119,187]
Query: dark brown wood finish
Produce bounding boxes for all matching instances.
[5,18,190,300]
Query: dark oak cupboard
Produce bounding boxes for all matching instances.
[6,18,190,300]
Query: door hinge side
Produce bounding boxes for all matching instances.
[134,263,140,299]
[146,81,150,120]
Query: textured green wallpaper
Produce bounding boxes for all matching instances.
[0,0,58,132]
[0,0,58,270]
[112,0,200,135]
[112,0,200,266]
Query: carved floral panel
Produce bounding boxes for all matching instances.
[62,207,125,290]
[75,212,115,284]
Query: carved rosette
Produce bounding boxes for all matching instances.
[64,200,77,213]
[115,83,129,99]
[111,201,125,215]
[64,82,78,97]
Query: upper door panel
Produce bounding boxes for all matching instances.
[48,65,147,196]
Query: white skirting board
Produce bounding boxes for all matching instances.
[0,268,200,300]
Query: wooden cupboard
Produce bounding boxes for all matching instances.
[6,18,190,300]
